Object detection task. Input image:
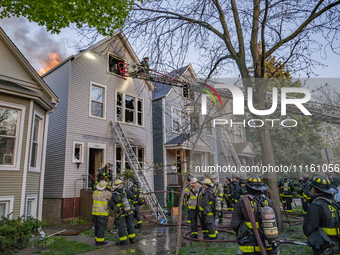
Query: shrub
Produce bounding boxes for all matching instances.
[0,215,43,254]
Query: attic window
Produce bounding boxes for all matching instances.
[108,53,125,76]
[183,86,189,98]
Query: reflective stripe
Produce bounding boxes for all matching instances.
[239,246,261,253]
[199,206,204,211]
[188,206,196,210]
[207,212,214,216]
[286,210,292,212]
[209,201,213,205]
[203,230,209,233]
[208,233,216,238]
[322,227,340,236]
[95,237,105,242]
[185,188,190,192]
[92,212,109,216]
[215,230,218,234]
[93,200,108,205]
[137,221,142,224]
[228,194,231,196]
[245,221,259,229]
[219,194,223,197]
[189,196,196,199]
[191,232,198,235]
[187,220,191,224]
[280,194,292,197]
[128,233,136,238]
[120,236,127,241]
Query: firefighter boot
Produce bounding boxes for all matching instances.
[115,241,128,245]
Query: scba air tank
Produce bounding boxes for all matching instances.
[261,206,278,240]
[122,197,131,213]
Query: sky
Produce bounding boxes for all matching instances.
[0,16,339,80]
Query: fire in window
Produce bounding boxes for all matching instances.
[108,54,124,76]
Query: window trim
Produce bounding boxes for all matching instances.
[25,194,38,219]
[114,144,145,175]
[89,81,107,120]
[107,52,127,79]
[0,103,25,171]
[171,106,182,133]
[72,141,85,163]
[29,111,44,173]
[205,117,213,137]
[115,91,145,127]
[0,195,14,219]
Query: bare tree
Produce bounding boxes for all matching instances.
[124,1,340,238]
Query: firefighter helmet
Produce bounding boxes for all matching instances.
[203,178,213,187]
[283,172,289,179]
[310,175,338,195]
[96,180,107,191]
[210,174,217,180]
[246,174,268,191]
[114,179,123,185]
[190,177,198,184]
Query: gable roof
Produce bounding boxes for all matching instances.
[0,27,58,108]
[152,64,195,99]
[232,142,256,157]
[42,30,154,91]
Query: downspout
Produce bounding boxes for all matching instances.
[73,178,84,219]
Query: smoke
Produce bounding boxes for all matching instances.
[0,16,69,74]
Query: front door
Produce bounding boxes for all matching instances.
[89,148,104,187]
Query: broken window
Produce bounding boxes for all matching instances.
[125,95,134,124]
[108,54,124,76]
[137,99,143,126]
[116,93,122,121]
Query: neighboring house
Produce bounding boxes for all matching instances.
[152,65,256,205]
[152,65,218,205]
[0,27,58,220]
[42,30,154,222]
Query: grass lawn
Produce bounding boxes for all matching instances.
[35,237,97,255]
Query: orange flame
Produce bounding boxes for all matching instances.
[38,53,59,75]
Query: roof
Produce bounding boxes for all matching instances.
[166,134,190,145]
[0,79,37,94]
[232,142,256,156]
[152,65,191,99]
[0,27,58,107]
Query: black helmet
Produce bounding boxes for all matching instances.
[283,172,289,179]
[310,175,338,195]
[246,174,268,191]
[132,178,139,184]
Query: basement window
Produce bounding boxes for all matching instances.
[108,53,125,76]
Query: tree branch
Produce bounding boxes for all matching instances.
[230,0,245,60]
[207,54,233,79]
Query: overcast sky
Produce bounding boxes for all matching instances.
[0,16,339,80]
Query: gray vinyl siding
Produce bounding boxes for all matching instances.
[0,93,30,218]
[43,60,70,198]
[63,40,154,198]
[152,98,164,205]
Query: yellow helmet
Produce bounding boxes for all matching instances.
[114,179,123,186]
[203,178,213,187]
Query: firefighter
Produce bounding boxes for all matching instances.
[224,177,234,211]
[92,180,112,246]
[303,175,340,255]
[210,174,224,224]
[231,176,243,204]
[110,179,136,245]
[198,179,217,240]
[278,173,294,212]
[187,177,203,238]
[231,174,280,255]
[95,163,113,190]
[184,176,192,224]
[301,173,313,214]
[129,179,144,229]
[140,57,149,68]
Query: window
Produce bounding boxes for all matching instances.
[206,117,212,136]
[115,145,145,174]
[125,95,134,124]
[0,196,14,219]
[183,86,189,98]
[108,54,124,76]
[30,113,44,171]
[0,105,24,169]
[25,195,37,219]
[90,83,106,119]
[116,93,123,121]
[116,93,143,126]
[172,107,181,133]
[190,114,199,133]
[72,142,84,163]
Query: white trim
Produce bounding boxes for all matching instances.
[171,106,182,133]
[107,52,127,79]
[0,195,14,219]
[25,194,38,219]
[114,144,145,175]
[89,81,107,120]
[0,102,26,171]
[29,111,45,172]
[72,141,85,163]
[38,112,49,220]
[20,100,33,217]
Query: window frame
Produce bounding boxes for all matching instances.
[205,117,213,136]
[114,144,145,175]
[171,107,182,133]
[107,52,127,79]
[0,103,25,171]
[89,81,107,120]
[72,141,84,163]
[25,194,38,219]
[0,195,14,219]
[115,91,144,127]
[29,111,44,172]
